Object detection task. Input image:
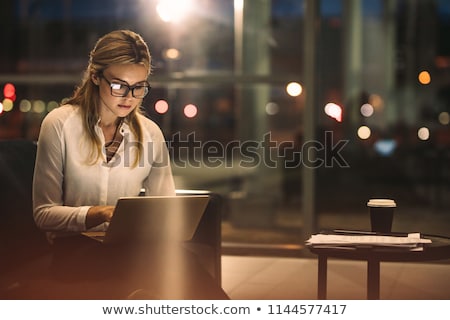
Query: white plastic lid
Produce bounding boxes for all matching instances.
[367,199,396,207]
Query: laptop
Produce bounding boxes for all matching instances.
[82,195,210,245]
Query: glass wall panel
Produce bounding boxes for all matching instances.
[314,0,450,237]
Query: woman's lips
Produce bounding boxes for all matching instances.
[118,104,132,109]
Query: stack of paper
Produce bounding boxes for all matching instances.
[306,232,432,251]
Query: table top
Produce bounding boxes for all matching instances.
[308,233,450,262]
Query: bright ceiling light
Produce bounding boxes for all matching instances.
[156,0,192,23]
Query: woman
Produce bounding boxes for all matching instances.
[32,30,227,299]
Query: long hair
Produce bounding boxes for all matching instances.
[65,30,151,166]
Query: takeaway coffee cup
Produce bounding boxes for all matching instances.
[367,199,396,233]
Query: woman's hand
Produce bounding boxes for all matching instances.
[85,205,115,229]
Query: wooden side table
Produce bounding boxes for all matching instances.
[308,233,450,299]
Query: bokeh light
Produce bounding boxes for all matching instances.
[2,98,13,112]
[374,139,397,157]
[184,104,198,118]
[369,94,384,110]
[360,103,374,117]
[324,102,342,122]
[417,127,430,140]
[418,71,431,85]
[357,126,371,140]
[438,111,449,125]
[0,101,3,115]
[155,100,169,114]
[3,83,16,101]
[286,82,302,97]
[32,100,46,113]
[19,99,32,112]
[265,102,279,115]
[164,48,181,60]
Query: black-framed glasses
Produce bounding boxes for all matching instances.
[101,75,150,98]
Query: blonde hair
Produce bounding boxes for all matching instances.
[66,29,151,166]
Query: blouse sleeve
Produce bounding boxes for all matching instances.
[32,110,89,232]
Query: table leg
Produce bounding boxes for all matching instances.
[317,255,327,299]
[367,259,380,300]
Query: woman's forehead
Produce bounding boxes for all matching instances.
[104,64,148,82]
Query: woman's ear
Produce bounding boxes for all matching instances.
[91,73,100,85]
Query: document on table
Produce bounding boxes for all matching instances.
[306,232,432,250]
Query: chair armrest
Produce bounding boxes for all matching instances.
[176,189,223,286]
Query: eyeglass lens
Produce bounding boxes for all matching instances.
[110,82,149,98]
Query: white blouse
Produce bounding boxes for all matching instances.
[32,104,175,238]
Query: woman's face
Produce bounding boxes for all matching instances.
[96,63,149,121]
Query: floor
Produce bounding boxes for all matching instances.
[220,255,450,300]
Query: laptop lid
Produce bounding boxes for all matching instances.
[91,195,210,245]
